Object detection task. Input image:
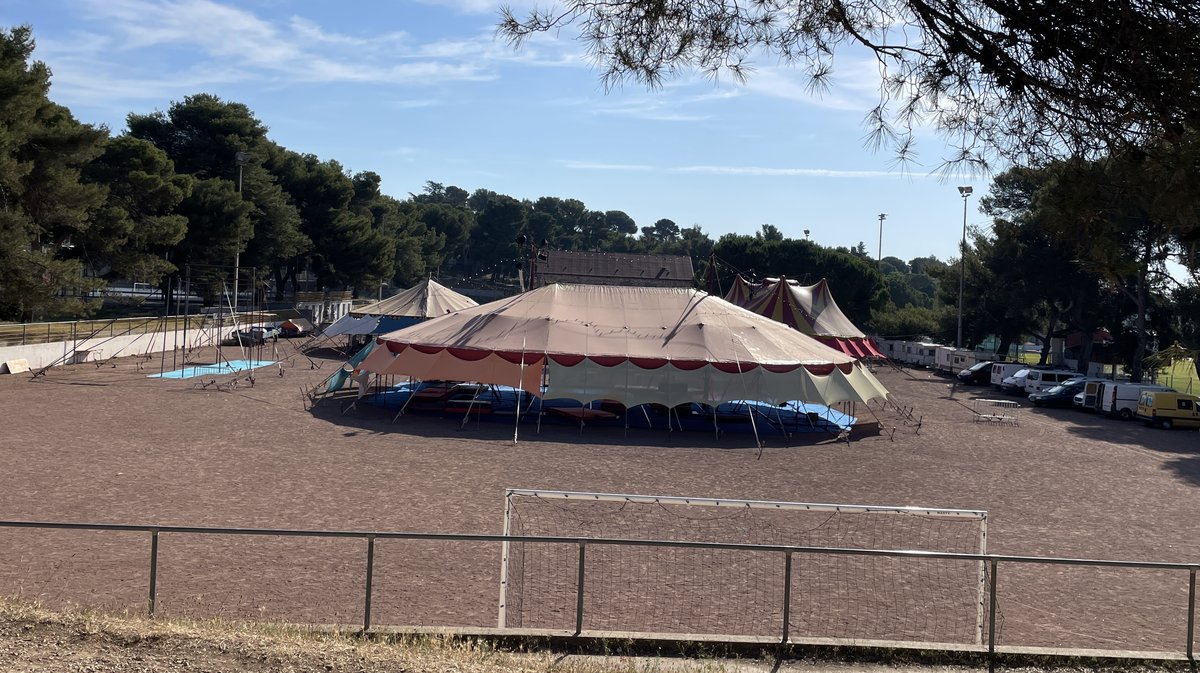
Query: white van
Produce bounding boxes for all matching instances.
[1073,378,1118,411]
[1098,382,1174,419]
[1024,369,1081,393]
[991,362,1026,389]
[1000,368,1033,394]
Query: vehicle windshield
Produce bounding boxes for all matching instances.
[1011,369,1030,378]
[968,362,991,372]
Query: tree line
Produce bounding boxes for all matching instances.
[0,25,885,325]
[3,23,1198,380]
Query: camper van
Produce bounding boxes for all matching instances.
[1000,368,1033,394]
[1023,369,1081,393]
[1136,391,1200,429]
[990,362,1026,389]
[1098,382,1174,419]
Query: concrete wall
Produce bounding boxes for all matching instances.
[0,326,234,374]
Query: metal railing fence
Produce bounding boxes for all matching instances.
[0,520,1196,664]
[0,316,207,348]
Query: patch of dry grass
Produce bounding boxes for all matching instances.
[0,598,752,673]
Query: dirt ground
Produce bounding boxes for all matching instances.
[1,340,1199,655]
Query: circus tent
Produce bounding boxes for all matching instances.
[322,279,478,338]
[360,283,888,408]
[724,275,884,358]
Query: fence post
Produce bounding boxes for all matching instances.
[363,535,376,633]
[574,540,586,636]
[777,549,796,643]
[1188,567,1196,663]
[148,529,160,617]
[988,559,998,672]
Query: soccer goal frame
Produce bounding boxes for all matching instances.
[498,488,988,643]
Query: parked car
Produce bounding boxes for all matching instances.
[957,361,995,385]
[1028,379,1086,408]
[990,362,1026,388]
[251,325,281,340]
[1136,391,1200,429]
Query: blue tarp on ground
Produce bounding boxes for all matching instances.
[149,359,276,379]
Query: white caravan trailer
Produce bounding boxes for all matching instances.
[874,339,905,360]
[934,346,955,372]
[950,349,979,372]
[900,341,940,367]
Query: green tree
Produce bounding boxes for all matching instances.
[501,1,1200,169]
[129,94,306,295]
[79,136,191,300]
[173,178,252,303]
[0,26,107,320]
[1037,154,1183,381]
[471,193,527,278]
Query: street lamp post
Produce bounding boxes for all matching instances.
[956,186,973,348]
[233,151,247,317]
[876,213,887,267]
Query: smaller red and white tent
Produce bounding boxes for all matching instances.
[724,275,884,358]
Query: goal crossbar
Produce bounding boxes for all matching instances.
[504,488,988,520]
[500,488,988,644]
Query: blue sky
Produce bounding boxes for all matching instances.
[8,0,992,265]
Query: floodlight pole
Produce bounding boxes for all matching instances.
[956,186,973,349]
[876,213,887,267]
[233,151,247,320]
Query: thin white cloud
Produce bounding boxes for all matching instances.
[674,165,908,178]
[558,160,655,171]
[593,98,710,122]
[389,98,444,110]
[411,0,502,14]
[52,0,512,92]
[287,16,410,48]
[556,160,934,179]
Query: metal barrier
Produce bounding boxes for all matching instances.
[0,316,207,347]
[0,520,1196,664]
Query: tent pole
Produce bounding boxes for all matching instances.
[513,339,527,444]
[393,379,419,422]
[460,384,483,430]
[773,404,791,447]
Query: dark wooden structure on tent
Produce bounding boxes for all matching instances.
[533,250,694,289]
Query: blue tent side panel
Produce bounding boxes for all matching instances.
[326,368,350,394]
[375,316,421,334]
[326,342,377,393]
[347,340,376,367]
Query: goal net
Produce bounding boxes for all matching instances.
[500,489,987,645]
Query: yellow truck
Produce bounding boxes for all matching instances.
[1136,391,1200,429]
